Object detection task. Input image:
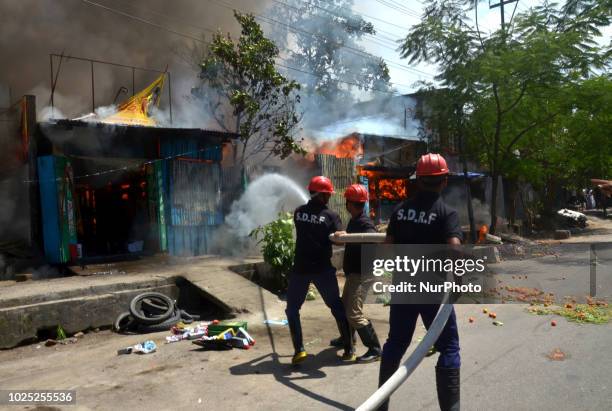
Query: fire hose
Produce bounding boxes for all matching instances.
[331,232,453,410]
[356,303,452,411]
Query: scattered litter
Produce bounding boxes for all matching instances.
[263,319,288,326]
[192,339,233,350]
[238,327,255,345]
[492,321,504,326]
[117,340,157,355]
[547,348,566,361]
[557,208,587,228]
[209,320,248,336]
[230,337,251,349]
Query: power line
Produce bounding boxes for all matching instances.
[206,0,433,78]
[278,0,406,44]
[301,0,413,35]
[372,0,421,18]
[80,0,421,97]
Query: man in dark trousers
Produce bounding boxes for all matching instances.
[330,184,382,363]
[378,153,462,411]
[286,176,354,365]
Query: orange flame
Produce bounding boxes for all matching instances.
[301,133,363,161]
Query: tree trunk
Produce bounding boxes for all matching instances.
[489,171,499,234]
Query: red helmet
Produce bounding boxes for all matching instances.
[308,176,334,193]
[416,153,449,176]
[344,184,369,203]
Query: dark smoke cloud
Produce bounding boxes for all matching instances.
[0,0,268,120]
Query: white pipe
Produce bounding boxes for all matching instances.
[356,303,453,411]
[329,233,386,243]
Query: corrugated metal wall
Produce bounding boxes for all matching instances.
[165,159,223,256]
[160,139,224,257]
[315,154,356,226]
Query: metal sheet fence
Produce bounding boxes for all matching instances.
[315,154,356,226]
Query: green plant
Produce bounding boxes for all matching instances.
[56,325,66,340]
[250,212,295,291]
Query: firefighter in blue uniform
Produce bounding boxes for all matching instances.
[378,153,462,411]
[286,176,355,365]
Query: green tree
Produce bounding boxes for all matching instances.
[400,0,611,233]
[266,0,391,125]
[196,12,305,165]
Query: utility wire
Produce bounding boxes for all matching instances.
[206,0,433,78]
[81,0,425,94]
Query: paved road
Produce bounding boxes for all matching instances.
[0,242,610,410]
[1,283,610,409]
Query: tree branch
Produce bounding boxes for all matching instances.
[502,112,560,161]
[501,82,528,114]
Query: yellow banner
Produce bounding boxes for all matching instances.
[102,73,166,126]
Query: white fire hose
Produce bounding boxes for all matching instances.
[356,303,452,411]
[332,232,453,411]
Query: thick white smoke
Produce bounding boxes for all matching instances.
[225,173,308,237]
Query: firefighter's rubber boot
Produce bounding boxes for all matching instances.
[377,356,399,411]
[356,321,382,363]
[329,336,343,347]
[336,319,356,362]
[436,367,460,411]
[329,328,356,348]
[288,317,307,365]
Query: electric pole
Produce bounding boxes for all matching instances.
[489,0,518,31]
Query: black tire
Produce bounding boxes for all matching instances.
[142,297,171,316]
[114,311,135,333]
[136,310,182,333]
[129,292,175,325]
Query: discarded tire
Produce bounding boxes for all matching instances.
[114,292,200,334]
[114,311,136,333]
[129,292,174,325]
[136,310,182,333]
[142,297,172,316]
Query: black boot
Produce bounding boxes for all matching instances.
[336,319,356,361]
[377,356,400,411]
[356,321,382,363]
[329,328,355,347]
[288,316,307,364]
[436,367,460,411]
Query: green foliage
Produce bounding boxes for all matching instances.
[56,325,66,340]
[250,212,295,290]
[267,0,391,118]
[401,0,611,231]
[197,12,305,163]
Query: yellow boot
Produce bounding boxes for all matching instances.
[292,350,308,365]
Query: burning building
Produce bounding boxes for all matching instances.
[306,131,425,224]
[0,70,241,268]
